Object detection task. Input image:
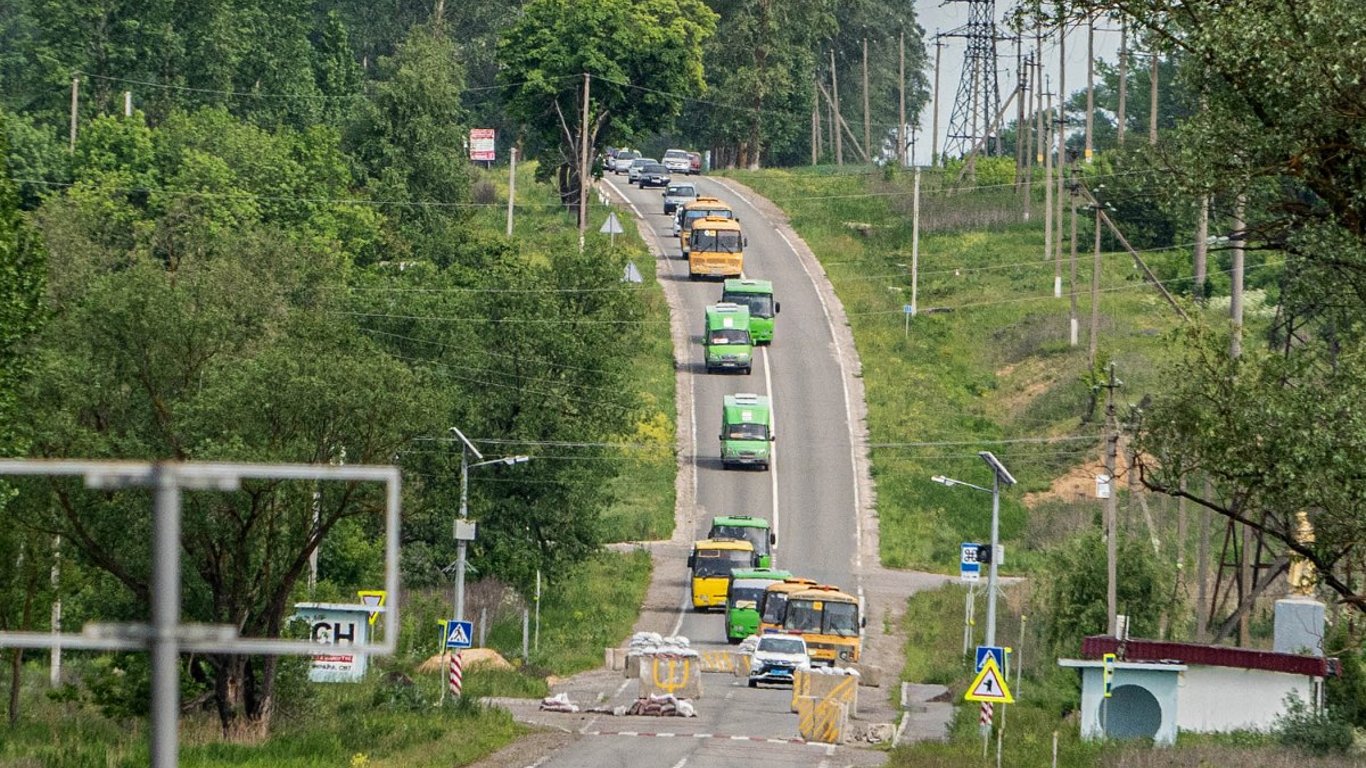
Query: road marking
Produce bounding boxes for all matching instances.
[669,759,688,768]
[762,345,780,552]
[523,756,551,768]
[774,228,865,581]
[613,678,632,698]
[601,178,643,219]
[585,730,810,744]
[579,715,600,735]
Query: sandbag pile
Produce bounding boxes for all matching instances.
[737,635,761,654]
[811,665,860,678]
[624,693,696,717]
[538,693,580,713]
[625,632,698,660]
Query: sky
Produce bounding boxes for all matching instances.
[911,1,1123,166]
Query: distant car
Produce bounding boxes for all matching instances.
[613,150,639,174]
[627,157,657,184]
[663,149,692,174]
[638,163,671,188]
[663,182,698,214]
[687,151,703,175]
[748,634,810,688]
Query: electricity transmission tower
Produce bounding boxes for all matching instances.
[943,0,1004,159]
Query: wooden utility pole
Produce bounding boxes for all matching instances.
[1230,196,1246,358]
[69,76,79,152]
[1116,18,1128,146]
[1194,195,1209,301]
[1085,15,1095,162]
[1056,20,1067,278]
[1069,186,1079,347]
[506,147,517,237]
[862,37,871,162]
[899,32,906,167]
[578,73,590,251]
[830,49,843,165]
[814,79,824,163]
[932,36,944,166]
[1195,478,1213,641]
[1015,35,1025,190]
[1045,84,1056,284]
[1090,204,1102,366]
[1104,363,1120,636]
[1149,52,1159,144]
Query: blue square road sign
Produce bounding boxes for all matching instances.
[444,619,474,650]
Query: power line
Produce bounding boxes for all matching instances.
[75,71,577,101]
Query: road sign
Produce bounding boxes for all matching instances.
[903,304,915,315]
[443,619,473,650]
[600,211,625,235]
[1103,652,1116,698]
[960,542,982,582]
[469,128,495,162]
[964,655,1014,703]
[975,645,1005,674]
[357,590,386,626]
[622,261,643,283]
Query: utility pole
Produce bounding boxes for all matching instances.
[899,32,906,167]
[1089,203,1102,367]
[1044,81,1055,282]
[911,165,921,316]
[813,79,823,163]
[1193,195,1209,302]
[1103,364,1121,636]
[1085,14,1095,162]
[69,76,79,153]
[830,49,843,166]
[506,147,517,237]
[1022,53,1033,218]
[578,73,591,252]
[1015,35,1025,191]
[1056,18,1067,281]
[123,91,132,117]
[863,37,871,162]
[1116,18,1127,146]
[1230,196,1246,358]
[932,36,944,166]
[1069,186,1079,347]
[1149,52,1159,145]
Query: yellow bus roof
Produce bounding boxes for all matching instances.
[789,584,857,602]
[695,215,741,230]
[692,538,755,551]
[688,196,727,206]
[763,578,818,594]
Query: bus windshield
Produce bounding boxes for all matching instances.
[693,548,753,577]
[722,293,774,318]
[708,328,750,346]
[685,209,732,227]
[728,581,769,609]
[691,229,743,253]
[761,591,790,624]
[711,525,769,556]
[724,422,768,441]
[823,601,860,636]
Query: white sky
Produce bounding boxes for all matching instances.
[912,0,1123,166]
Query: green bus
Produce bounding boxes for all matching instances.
[720,393,773,470]
[708,514,773,567]
[724,567,793,643]
[721,279,779,344]
[703,303,753,374]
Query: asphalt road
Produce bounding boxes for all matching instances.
[500,173,878,768]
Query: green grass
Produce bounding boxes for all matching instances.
[722,165,1216,574]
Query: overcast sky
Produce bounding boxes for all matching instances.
[911,1,1123,166]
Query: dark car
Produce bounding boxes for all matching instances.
[638,163,672,188]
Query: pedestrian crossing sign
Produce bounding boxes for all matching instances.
[444,619,474,650]
[964,656,1014,703]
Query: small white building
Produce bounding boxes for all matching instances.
[1061,635,1335,744]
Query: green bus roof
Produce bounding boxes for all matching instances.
[705,303,751,329]
[722,278,774,294]
[722,393,770,422]
[711,514,770,529]
[729,567,792,582]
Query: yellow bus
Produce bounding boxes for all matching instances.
[688,216,746,280]
[687,538,757,611]
[678,197,734,256]
[758,577,818,635]
[781,584,862,665]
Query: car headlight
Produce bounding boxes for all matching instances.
[838,649,852,660]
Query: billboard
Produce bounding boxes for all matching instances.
[294,602,373,682]
[469,128,495,162]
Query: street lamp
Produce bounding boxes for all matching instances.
[932,451,1016,648]
[450,426,530,623]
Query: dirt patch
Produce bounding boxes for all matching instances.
[416,648,512,674]
[1021,439,1138,508]
[460,729,577,768]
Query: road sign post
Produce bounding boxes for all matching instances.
[600,210,624,247]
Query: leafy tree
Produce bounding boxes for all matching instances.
[497,0,716,216]
[1036,529,1170,657]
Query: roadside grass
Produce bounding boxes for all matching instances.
[722,165,1205,574]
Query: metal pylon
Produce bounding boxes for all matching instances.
[943,0,1004,159]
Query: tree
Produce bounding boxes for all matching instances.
[497,0,716,218]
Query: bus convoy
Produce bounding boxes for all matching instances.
[670,187,863,668]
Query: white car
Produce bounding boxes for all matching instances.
[748,634,811,687]
[662,149,692,174]
[613,150,639,174]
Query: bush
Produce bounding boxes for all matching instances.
[1274,695,1354,756]
[471,177,498,205]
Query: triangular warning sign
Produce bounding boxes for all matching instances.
[964,656,1014,703]
[358,590,386,626]
[446,623,471,647]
